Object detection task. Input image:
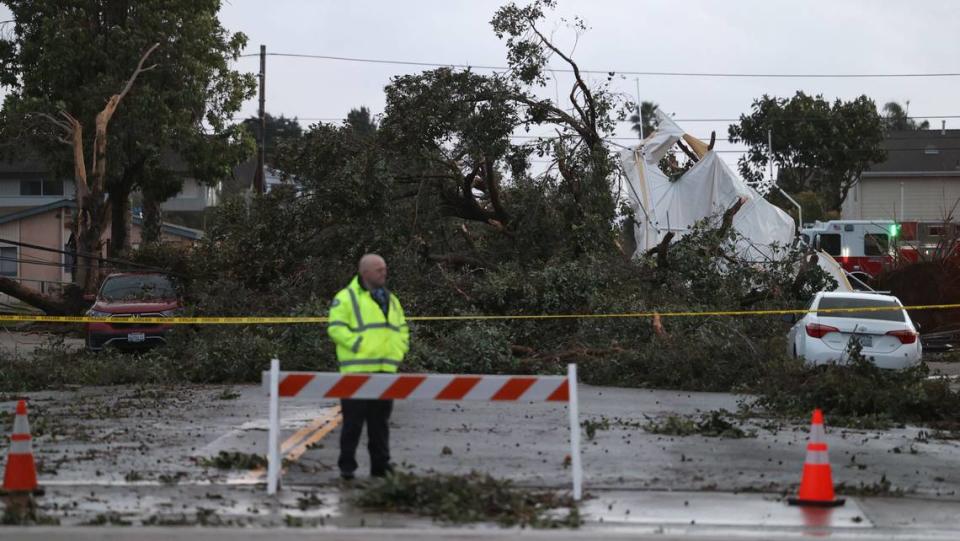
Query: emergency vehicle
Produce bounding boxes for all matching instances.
[799,220,901,283]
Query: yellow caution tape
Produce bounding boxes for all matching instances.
[0,303,958,325]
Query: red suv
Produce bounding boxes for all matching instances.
[86,272,181,351]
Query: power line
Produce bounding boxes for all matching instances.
[288,115,960,124]
[630,116,960,123]
[530,146,960,155]
[0,256,116,271]
[0,237,171,273]
[670,147,960,154]
[237,52,960,79]
[511,134,960,143]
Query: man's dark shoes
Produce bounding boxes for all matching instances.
[340,471,355,481]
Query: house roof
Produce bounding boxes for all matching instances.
[864,129,960,176]
[0,198,203,240]
[233,158,286,188]
[0,199,75,225]
[132,215,204,240]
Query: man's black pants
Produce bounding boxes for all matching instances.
[338,398,393,477]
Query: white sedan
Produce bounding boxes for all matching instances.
[786,292,922,369]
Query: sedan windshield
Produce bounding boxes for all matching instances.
[100,275,176,302]
[816,297,905,322]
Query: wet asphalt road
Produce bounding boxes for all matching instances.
[11,383,960,497]
[0,378,959,536]
[5,521,960,541]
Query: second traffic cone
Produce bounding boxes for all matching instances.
[1,400,41,495]
[788,408,844,507]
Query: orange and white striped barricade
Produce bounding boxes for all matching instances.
[262,359,582,500]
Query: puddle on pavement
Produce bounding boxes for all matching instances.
[580,490,871,529]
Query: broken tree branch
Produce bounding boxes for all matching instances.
[652,312,668,338]
[116,42,161,103]
[482,156,510,224]
[0,277,71,315]
[32,112,72,135]
[508,93,596,146]
[656,232,675,268]
[645,231,675,268]
[525,16,597,132]
[91,42,160,191]
[676,140,699,163]
[718,197,747,237]
[435,263,474,302]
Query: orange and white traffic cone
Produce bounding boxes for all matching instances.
[1,400,42,495]
[788,408,844,507]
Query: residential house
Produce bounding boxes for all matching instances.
[0,200,202,305]
[0,153,209,308]
[0,152,269,309]
[232,158,287,194]
[842,128,960,222]
[0,152,222,231]
[0,156,76,215]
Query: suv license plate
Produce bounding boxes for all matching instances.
[128,333,146,343]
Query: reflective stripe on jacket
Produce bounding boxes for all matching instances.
[327,276,409,373]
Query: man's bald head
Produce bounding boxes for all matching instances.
[359,254,388,289]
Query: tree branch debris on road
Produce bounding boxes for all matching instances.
[353,471,581,528]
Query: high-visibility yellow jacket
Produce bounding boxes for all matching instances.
[328,276,409,373]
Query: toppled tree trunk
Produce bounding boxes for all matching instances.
[0,277,71,315]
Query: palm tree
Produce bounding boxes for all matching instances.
[882,101,930,131]
[630,101,659,139]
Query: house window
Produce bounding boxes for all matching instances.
[818,233,841,256]
[0,247,16,277]
[19,179,64,196]
[864,234,889,256]
[43,179,64,196]
[19,180,42,196]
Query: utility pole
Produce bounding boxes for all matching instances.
[253,44,266,194]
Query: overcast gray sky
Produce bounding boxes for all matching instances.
[217,0,960,166]
[3,0,959,167]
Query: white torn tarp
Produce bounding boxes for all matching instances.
[816,252,854,292]
[620,111,795,261]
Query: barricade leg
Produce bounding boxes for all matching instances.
[568,363,582,501]
[267,358,280,495]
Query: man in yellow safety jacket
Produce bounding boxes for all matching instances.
[328,253,409,479]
